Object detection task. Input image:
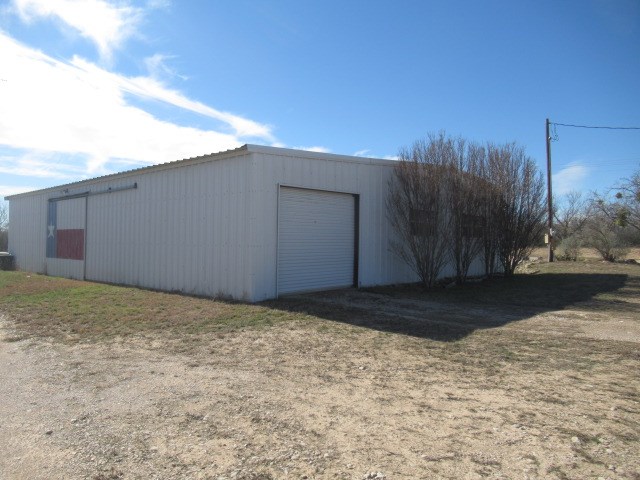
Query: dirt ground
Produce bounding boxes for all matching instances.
[1,272,640,479]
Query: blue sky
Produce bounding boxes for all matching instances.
[1,0,639,201]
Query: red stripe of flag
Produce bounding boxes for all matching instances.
[56,229,84,260]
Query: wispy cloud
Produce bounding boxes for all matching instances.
[553,163,589,195]
[295,146,331,153]
[12,0,143,61]
[0,32,275,176]
[353,149,399,160]
[0,151,96,179]
[144,53,188,81]
[71,57,275,140]
[0,184,39,198]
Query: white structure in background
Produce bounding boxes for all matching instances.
[5,145,480,301]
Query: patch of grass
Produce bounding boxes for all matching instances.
[497,346,518,361]
[0,271,308,343]
[2,259,639,352]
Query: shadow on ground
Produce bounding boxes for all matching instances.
[268,272,637,342]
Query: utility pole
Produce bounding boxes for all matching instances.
[546,118,554,262]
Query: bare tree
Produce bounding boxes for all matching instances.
[583,210,629,261]
[554,191,591,239]
[387,133,453,288]
[447,141,486,283]
[593,169,640,234]
[614,170,640,233]
[553,191,592,260]
[389,135,546,286]
[475,156,501,277]
[0,202,8,252]
[487,143,546,276]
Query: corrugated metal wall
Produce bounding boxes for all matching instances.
[7,192,48,273]
[8,152,256,300]
[249,150,416,301]
[83,155,255,299]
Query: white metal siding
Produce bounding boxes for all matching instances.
[83,156,255,300]
[46,257,84,279]
[277,187,355,295]
[8,151,256,301]
[249,151,417,300]
[7,193,47,273]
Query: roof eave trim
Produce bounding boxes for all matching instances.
[4,145,251,200]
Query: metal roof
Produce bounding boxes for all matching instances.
[4,144,398,200]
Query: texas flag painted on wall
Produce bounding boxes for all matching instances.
[46,199,85,260]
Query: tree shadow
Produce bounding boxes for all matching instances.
[267,271,637,342]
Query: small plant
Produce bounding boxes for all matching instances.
[556,235,582,261]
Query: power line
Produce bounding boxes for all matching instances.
[551,122,640,130]
[544,117,640,260]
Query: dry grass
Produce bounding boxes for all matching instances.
[531,246,640,261]
[1,256,639,343]
[0,273,301,343]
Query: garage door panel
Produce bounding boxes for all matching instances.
[277,187,356,295]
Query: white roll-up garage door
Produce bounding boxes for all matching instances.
[277,186,357,295]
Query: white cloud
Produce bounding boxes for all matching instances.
[0,151,93,179]
[12,0,142,60]
[70,57,275,140]
[0,184,39,198]
[353,149,399,160]
[0,32,275,175]
[553,163,589,195]
[295,146,331,153]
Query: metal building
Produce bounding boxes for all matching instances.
[5,145,471,301]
